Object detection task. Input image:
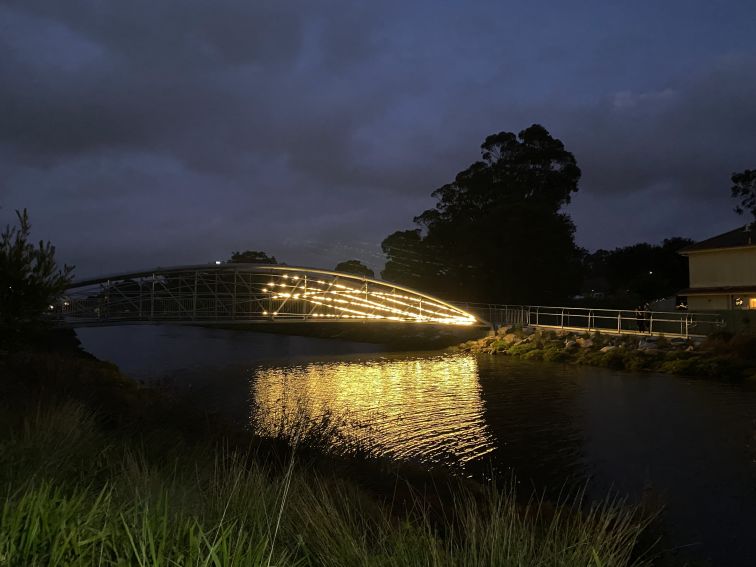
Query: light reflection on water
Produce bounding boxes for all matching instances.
[77,326,756,565]
[251,354,495,468]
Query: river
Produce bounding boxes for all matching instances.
[77,325,756,566]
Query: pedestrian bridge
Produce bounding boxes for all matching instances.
[56,264,487,345]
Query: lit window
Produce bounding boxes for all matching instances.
[750,298,756,309]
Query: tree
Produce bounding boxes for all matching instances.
[731,169,756,220]
[582,237,693,304]
[0,209,73,342]
[381,230,443,291]
[382,124,583,303]
[228,250,277,264]
[334,259,375,278]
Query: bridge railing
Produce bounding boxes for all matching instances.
[452,303,725,338]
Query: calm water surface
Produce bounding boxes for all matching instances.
[78,325,756,566]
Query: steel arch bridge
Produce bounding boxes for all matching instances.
[55,264,486,345]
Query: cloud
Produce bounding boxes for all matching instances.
[1,0,755,276]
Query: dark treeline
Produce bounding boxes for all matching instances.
[579,238,693,308]
[376,125,718,307]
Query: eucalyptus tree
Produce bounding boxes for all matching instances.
[382,125,583,303]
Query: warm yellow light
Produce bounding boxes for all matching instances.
[251,354,493,465]
[239,270,476,326]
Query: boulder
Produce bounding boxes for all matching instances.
[600,345,617,353]
[522,326,536,336]
[482,336,498,347]
[638,339,658,351]
[576,337,594,348]
[565,340,578,349]
[501,333,519,345]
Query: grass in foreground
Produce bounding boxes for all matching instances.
[0,400,654,566]
[0,350,655,566]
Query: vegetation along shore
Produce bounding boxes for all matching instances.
[455,326,756,381]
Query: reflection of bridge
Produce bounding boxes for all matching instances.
[57,264,486,345]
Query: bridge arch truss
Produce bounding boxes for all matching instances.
[58,264,479,328]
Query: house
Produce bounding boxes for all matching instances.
[678,224,756,310]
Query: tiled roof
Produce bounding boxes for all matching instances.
[678,224,756,253]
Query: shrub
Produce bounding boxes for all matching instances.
[700,331,735,355]
[574,350,607,367]
[522,350,544,362]
[604,350,627,370]
[659,357,702,376]
[508,342,540,357]
[729,335,756,361]
[663,350,692,362]
[543,346,571,363]
[622,352,656,372]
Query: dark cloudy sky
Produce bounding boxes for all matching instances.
[2,0,755,277]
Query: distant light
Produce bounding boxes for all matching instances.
[215,260,222,265]
[648,271,653,275]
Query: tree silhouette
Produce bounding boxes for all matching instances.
[382,125,583,303]
[228,250,277,264]
[731,169,756,220]
[582,237,693,304]
[334,259,374,278]
[1,209,73,343]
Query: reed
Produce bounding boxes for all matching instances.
[0,399,653,566]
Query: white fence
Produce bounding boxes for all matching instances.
[454,303,724,338]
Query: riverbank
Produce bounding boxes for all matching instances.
[455,326,756,381]
[0,338,654,566]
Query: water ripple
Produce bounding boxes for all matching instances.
[251,353,496,468]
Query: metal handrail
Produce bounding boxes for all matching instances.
[452,302,724,338]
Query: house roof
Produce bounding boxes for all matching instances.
[678,285,756,296]
[678,224,756,254]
